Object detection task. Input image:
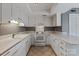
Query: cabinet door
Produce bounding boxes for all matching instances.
[12,4,27,26]
[13,44,26,56]
[2,3,11,23]
[69,14,79,36]
[47,35,51,45]
[56,13,61,26]
[12,41,27,56]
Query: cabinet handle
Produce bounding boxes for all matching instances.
[60,47,64,50]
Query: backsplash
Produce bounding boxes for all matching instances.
[0,24,26,35]
[44,26,62,31]
[0,24,62,35]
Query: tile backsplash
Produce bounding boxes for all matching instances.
[0,24,62,35]
[0,24,26,35]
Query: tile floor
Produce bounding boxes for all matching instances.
[27,45,56,56]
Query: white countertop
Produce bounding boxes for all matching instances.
[49,32,79,44]
[0,33,31,55]
[0,31,79,55]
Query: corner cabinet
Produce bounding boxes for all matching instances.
[2,35,31,56]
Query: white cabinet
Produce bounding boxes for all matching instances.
[27,15,53,27]
[69,14,79,36]
[12,4,24,22]
[2,35,31,56]
[2,3,11,23]
[49,35,60,56]
[47,33,67,56]
[52,13,61,26]
[25,36,31,55]
[12,4,29,26]
[56,13,61,26]
[13,40,27,56]
[47,33,79,56]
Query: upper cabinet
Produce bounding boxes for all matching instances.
[1,3,61,27]
[0,3,2,24]
[2,3,11,23]
[12,4,30,26]
[27,15,53,27]
[69,14,79,36]
[61,13,69,33]
[51,13,61,26]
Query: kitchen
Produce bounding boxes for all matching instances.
[0,3,79,56]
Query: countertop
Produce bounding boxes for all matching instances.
[0,32,31,55]
[49,31,79,44]
[0,31,79,55]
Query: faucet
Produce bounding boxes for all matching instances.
[12,33,15,38]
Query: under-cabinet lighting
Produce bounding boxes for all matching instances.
[10,20,19,24]
[19,23,24,26]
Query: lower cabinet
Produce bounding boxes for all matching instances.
[48,34,79,56]
[2,35,31,56]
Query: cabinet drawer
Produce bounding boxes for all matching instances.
[60,40,65,47]
[2,41,23,56]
